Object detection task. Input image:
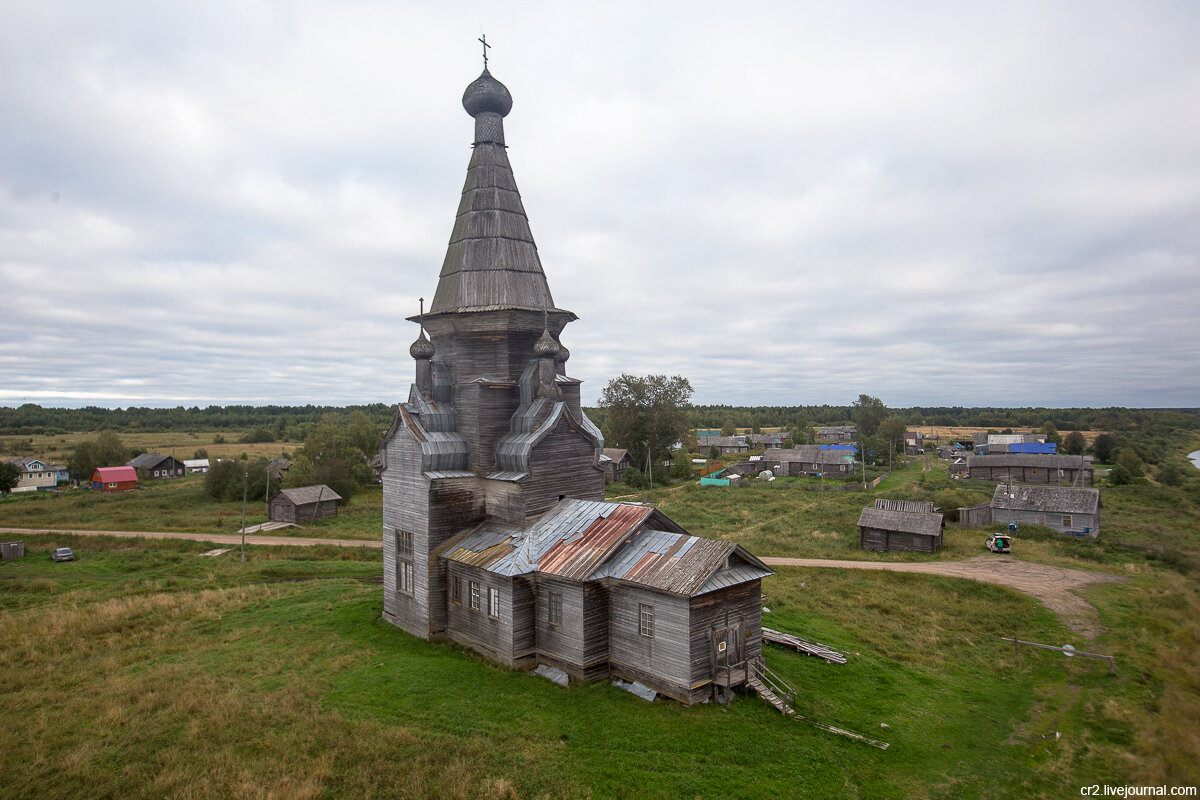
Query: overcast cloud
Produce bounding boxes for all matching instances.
[2,1,1198,409]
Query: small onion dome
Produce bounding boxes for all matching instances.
[462,68,513,118]
[409,330,434,360]
[554,343,570,364]
[534,328,559,358]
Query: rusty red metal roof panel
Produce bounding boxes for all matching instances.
[537,503,650,580]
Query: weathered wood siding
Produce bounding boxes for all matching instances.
[608,585,692,702]
[521,421,605,522]
[532,577,610,679]
[991,507,1100,538]
[859,527,941,552]
[688,581,764,695]
[445,563,518,665]
[381,424,429,638]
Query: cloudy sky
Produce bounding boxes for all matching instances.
[3,1,1198,410]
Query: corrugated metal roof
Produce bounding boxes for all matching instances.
[967,453,1092,468]
[93,466,137,481]
[424,470,476,480]
[537,504,651,581]
[696,564,775,595]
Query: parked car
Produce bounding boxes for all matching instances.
[51,547,75,562]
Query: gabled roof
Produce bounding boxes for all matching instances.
[93,466,136,482]
[602,448,630,463]
[271,485,342,505]
[967,453,1092,468]
[990,485,1100,515]
[127,453,178,470]
[857,507,944,537]
[443,498,771,597]
[771,446,857,465]
[874,498,937,513]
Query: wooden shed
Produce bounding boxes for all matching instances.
[858,500,944,552]
[965,454,1094,487]
[269,485,341,523]
[91,466,137,492]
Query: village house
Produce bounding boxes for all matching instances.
[965,453,1094,487]
[857,499,944,553]
[767,445,857,478]
[987,485,1101,538]
[378,63,773,705]
[268,485,341,524]
[4,457,66,492]
[183,458,210,474]
[817,425,857,442]
[91,466,137,492]
[127,453,186,479]
[703,436,750,455]
[600,448,632,483]
[746,432,786,450]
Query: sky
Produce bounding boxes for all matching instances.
[3,1,1199,410]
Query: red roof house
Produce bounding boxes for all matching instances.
[91,466,138,492]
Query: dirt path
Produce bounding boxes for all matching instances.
[762,555,1126,639]
[0,526,381,549]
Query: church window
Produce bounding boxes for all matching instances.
[639,603,655,638]
[488,587,500,618]
[548,592,563,627]
[452,576,462,604]
[398,560,414,595]
[395,529,413,557]
[469,581,480,611]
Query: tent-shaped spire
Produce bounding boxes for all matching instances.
[428,68,565,317]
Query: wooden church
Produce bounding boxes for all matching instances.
[379,60,772,704]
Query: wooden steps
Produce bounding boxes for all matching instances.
[762,627,848,664]
[747,659,890,750]
[746,674,795,716]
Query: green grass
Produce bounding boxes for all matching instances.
[0,476,382,540]
[1,533,1112,799]
[2,458,1198,796]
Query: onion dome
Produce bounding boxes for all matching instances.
[534,328,559,358]
[462,69,513,118]
[409,330,434,360]
[554,342,570,364]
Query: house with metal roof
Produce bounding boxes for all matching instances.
[90,466,137,492]
[988,485,1101,538]
[817,425,857,442]
[600,448,632,483]
[378,62,773,705]
[4,457,65,492]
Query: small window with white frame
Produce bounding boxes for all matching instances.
[452,576,462,605]
[1062,514,1072,528]
[638,603,654,638]
[397,559,414,595]
[395,528,413,558]
[469,581,480,611]
[548,592,562,627]
[488,587,500,618]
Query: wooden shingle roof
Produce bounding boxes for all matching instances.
[857,507,944,537]
[272,485,342,505]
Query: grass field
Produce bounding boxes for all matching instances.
[1,452,1198,796]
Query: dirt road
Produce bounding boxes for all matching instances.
[763,555,1125,639]
[5,526,1122,637]
[0,526,381,549]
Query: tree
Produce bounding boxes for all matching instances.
[0,461,20,494]
[1041,422,1062,446]
[68,431,128,482]
[670,452,694,480]
[285,412,375,501]
[1115,448,1144,479]
[708,445,720,460]
[876,417,908,462]
[720,419,737,436]
[1062,431,1086,455]
[852,394,887,438]
[598,374,694,465]
[1157,460,1185,487]
[1092,433,1118,463]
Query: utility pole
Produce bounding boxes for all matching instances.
[240,469,248,563]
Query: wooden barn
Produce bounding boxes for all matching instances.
[966,454,1094,487]
[127,453,186,479]
[988,485,1101,538]
[601,448,632,483]
[378,64,774,705]
[703,436,750,455]
[858,499,944,552]
[91,466,137,492]
[269,485,341,523]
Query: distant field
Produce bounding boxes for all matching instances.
[0,429,302,463]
